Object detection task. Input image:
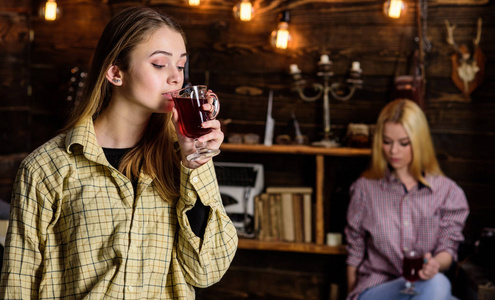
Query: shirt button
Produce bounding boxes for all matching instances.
[127,286,133,292]
[192,176,199,183]
[188,192,194,197]
[404,221,409,226]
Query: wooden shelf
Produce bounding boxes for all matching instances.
[220,143,371,157]
[219,144,370,249]
[238,238,347,255]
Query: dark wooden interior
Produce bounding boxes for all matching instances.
[1,0,494,299]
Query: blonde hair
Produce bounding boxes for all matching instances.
[62,7,186,202]
[363,99,443,186]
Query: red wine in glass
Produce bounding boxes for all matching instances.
[400,249,423,295]
[403,254,423,282]
[170,85,220,161]
[173,95,212,139]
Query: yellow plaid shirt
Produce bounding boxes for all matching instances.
[0,118,238,299]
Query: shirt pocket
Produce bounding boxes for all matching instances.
[418,211,441,252]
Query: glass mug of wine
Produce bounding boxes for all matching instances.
[400,248,424,295]
[169,85,220,161]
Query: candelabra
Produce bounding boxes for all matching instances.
[290,54,363,147]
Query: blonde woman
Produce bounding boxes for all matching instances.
[0,7,237,299]
[345,99,469,300]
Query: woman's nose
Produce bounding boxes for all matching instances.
[167,68,181,85]
[390,142,399,153]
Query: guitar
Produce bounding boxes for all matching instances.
[393,49,425,110]
[393,0,429,110]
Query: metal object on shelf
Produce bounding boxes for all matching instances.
[215,162,264,238]
[289,54,363,147]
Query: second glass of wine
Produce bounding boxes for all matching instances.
[400,248,423,295]
[170,85,220,161]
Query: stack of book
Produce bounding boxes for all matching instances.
[254,186,313,243]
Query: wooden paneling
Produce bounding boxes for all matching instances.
[31,1,110,66]
[0,110,30,155]
[0,0,30,198]
[0,0,494,299]
[0,33,30,107]
[0,153,25,202]
[198,249,346,300]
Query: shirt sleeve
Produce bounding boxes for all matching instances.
[345,180,367,267]
[435,182,469,261]
[186,198,210,238]
[174,160,238,288]
[0,161,50,299]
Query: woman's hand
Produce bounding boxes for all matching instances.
[418,252,440,280]
[203,89,220,120]
[172,90,223,169]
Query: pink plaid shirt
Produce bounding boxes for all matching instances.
[345,171,469,300]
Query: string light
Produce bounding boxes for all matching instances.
[40,0,61,21]
[233,0,254,22]
[384,0,406,19]
[270,11,291,50]
[187,0,201,6]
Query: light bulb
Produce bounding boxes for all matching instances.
[272,23,290,49]
[233,0,254,22]
[40,0,61,21]
[270,11,291,50]
[187,0,201,6]
[384,0,405,19]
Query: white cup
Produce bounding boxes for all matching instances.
[326,232,342,247]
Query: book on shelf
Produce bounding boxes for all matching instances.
[269,193,282,241]
[292,193,304,243]
[259,193,271,241]
[280,192,295,242]
[254,186,313,243]
[303,193,312,243]
[254,194,262,238]
[265,186,313,194]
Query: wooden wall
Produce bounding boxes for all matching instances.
[1,0,494,299]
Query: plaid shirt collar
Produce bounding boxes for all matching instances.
[64,117,111,167]
[382,167,432,192]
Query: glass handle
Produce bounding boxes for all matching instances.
[208,92,219,119]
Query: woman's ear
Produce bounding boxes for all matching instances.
[106,65,123,86]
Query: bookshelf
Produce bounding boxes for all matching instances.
[220,144,371,254]
[238,238,347,255]
[220,144,370,157]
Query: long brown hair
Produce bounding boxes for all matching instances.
[62,6,186,202]
[363,99,443,186]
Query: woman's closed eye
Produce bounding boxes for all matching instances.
[383,140,410,147]
[152,63,167,69]
[151,63,184,72]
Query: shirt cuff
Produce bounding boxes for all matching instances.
[179,160,220,209]
[435,243,459,261]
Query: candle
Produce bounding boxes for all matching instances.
[290,64,301,74]
[319,54,330,64]
[351,61,361,72]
